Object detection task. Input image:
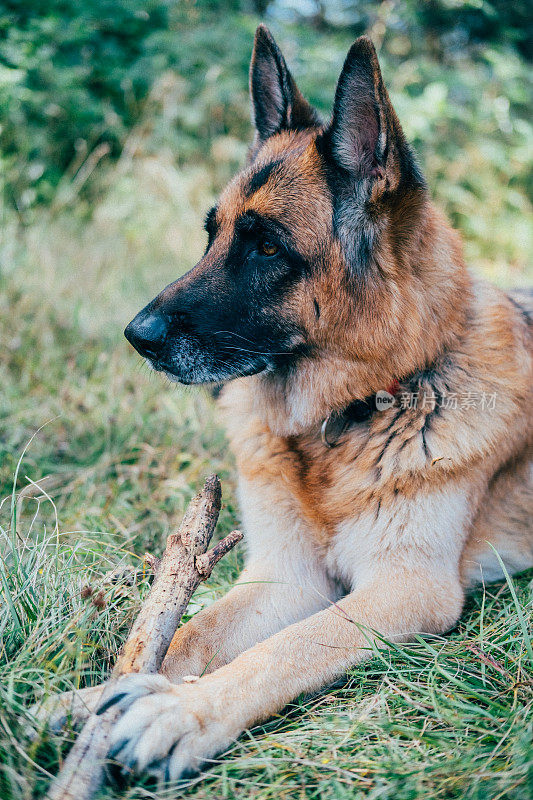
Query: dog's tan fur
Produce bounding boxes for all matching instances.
[39,27,532,780]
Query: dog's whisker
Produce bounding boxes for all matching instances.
[212,330,258,345]
[216,344,294,357]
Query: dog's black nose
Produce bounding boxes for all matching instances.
[124,310,168,358]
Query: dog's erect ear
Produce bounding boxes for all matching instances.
[250,25,320,143]
[326,36,413,191]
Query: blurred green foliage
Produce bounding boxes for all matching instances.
[0,0,531,273]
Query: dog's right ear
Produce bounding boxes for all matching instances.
[250,25,319,143]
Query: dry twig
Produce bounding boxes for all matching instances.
[46,475,242,800]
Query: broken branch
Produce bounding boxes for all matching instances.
[196,529,243,578]
[46,474,241,800]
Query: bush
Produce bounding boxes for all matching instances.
[1,0,531,209]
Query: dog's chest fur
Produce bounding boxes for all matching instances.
[219,378,480,589]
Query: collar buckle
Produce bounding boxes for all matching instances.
[321,399,373,448]
[320,382,401,448]
[321,411,348,448]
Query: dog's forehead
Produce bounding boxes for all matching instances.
[216,131,331,241]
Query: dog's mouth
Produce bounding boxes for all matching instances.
[145,358,192,384]
[145,353,272,386]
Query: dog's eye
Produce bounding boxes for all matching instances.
[260,240,278,257]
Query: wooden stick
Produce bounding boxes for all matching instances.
[46,475,243,800]
[195,529,243,578]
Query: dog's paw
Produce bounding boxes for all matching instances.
[27,684,105,738]
[100,673,230,780]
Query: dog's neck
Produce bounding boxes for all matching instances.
[251,204,473,438]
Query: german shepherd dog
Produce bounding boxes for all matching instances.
[40,26,533,780]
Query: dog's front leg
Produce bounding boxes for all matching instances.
[102,564,464,780]
[161,556,334,679]
[162,485,338,678]
[32,553,332,731]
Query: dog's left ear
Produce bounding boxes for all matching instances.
[250,25,320,143]
[326,36,412,192]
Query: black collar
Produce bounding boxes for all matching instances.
[321,397,375,447]
[320,380,401,448]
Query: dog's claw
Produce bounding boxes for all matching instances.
[108,737,129,759]
[96,692,127,715]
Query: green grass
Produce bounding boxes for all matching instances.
[1,138,532,798]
